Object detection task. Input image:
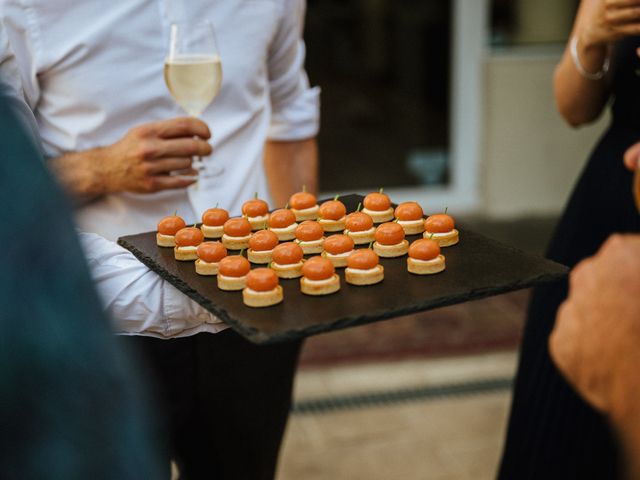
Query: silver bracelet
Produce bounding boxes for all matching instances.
[570,36,610,80]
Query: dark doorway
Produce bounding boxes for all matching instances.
[305,0,452,192]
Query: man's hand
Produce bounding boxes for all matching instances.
[550,234,640,417]
[50,117,212,203]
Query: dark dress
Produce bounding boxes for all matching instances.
[498,38,640,479]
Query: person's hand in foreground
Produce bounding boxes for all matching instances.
[580,0,640,49]
[51,117,212,203]
[550,234,640,477]
[624,141,640,171]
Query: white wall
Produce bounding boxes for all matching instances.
[481,48,610,218]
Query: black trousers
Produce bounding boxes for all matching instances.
[119,330,302,480]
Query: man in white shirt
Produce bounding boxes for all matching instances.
[1,1,319,478]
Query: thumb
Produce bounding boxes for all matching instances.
[623,142,640,171]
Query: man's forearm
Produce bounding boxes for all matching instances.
[49,148,109,205]
[264,138,318,208]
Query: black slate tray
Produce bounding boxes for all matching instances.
[118,194,567,344]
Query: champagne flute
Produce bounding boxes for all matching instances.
[164,21,223,176]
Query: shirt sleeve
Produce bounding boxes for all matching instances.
[77,232,227,338]
[0,1,42,111]
[0,23,41,150]
[266,0,320,141]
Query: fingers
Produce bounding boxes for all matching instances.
[568,258,591,294]
[139,137,212,159]
[611,22,640,36]
[606,0,640,8]
[144,174,198,193]
[140,117,211,140]
[624,141,640,171]
[549,300,581,379]
[146,157,193,175]
[605,5,640,24]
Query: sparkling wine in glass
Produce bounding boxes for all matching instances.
[164,21,223,176]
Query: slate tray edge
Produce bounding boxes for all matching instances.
[118,235,566,345]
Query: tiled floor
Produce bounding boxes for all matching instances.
[278,352,518,480]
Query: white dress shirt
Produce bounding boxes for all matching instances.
[0,23,39,144]
[2,0,319,337]
[78,232,229,338]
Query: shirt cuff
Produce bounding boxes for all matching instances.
[268,85,320,141]
[78,231,226,338]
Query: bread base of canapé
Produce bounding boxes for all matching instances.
[221,234,251,250]
[246,214,269,231]
[362,207,394,223]
[319,217,346,232]
[157,232,176,247]
[242,285,283,307]
[195,259,220,275]
[174,245,199,261]
[373,240,409,258]
[296,238,325,255]
[423,229,459,247]
[201,224,224,239]
[345,227,376,245]
[398,219,425,235]
[345,265,384,286]
[407,255,446,275]
[321,250,354,268]
[269,224,298,241]
[292,205,319,221]
[300,274,341,296]
[247,248,273,264]
[217,274,247,291]
[271,261,304,279]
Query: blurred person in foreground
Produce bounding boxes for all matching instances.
[0,55,163,480]
[550,233,640,480]
[499,1,640,478]
[1,1,319,478]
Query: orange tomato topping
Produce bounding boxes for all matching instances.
[425,214,455,233]
[158,215,186,235]
[408,239,441,261]
[375,222,405,246]
[242,199,269,218]
[197,242,227,263]
[345,212,374,232]
[249,230,279,252]
[347,249,379,270]
[271,242,304,265]
[323,234,355,255]
[394,202,424,221]
[363,192,391,211]
[319,200,346,220]
[223,218,252,237]
[301,256,335,281]
[295,221,324,242]
[269,209,297,228]
[289,191,317,210]
[246,268,279,292]
[175,227,204,247]
[201,208,229,227]
[218,255,251,277]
